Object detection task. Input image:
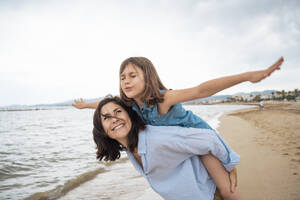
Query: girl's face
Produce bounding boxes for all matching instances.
[120,63,145,101]
[100,102,132,146]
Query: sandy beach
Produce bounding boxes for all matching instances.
[217,102,300,200]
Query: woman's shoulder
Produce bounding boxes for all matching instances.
[144,125,200,137]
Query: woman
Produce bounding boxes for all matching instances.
[93,96,241,200]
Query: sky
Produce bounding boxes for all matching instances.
[0,0,299,106]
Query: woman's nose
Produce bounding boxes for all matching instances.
[111,117,119,123]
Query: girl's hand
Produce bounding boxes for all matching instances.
[72,98,87,109]
[248,56,284,83]
[229,167,238,193]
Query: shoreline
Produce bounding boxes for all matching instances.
[217,102,300,200]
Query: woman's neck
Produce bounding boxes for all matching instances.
[118,138,128,149]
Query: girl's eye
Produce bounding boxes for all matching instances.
[115,110,122,114]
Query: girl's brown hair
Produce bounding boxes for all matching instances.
[119,57,167,107]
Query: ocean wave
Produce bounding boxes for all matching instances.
[24,167,106,200]
[0,164,33,181]
[23,157,129,200]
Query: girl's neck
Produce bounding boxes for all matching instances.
[134,98,144,109]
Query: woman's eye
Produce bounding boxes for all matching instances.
[102,115,111,120]
[116,110,122,114]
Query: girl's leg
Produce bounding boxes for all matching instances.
[201,154,244,200]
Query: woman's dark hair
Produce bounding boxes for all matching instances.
[119,57,167,107]
[93,96,146,162]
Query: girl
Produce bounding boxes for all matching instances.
[74,56,284,199]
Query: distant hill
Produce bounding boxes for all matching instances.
[183,90,279,105]
[233,90,278,96]
[183,95,233,105]
[49,97,104,106]
[0,97,105,111]
[0,90,280,110]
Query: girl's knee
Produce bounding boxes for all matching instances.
[219,187,239,200]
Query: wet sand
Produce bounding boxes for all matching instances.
[58,158,162,200]
[217,102,300,200]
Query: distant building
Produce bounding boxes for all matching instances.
[241,94,255,101]
[232,94,255,102]
[273,93,282,98]
[260,94,273,100]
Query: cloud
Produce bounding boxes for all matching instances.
[0,0,299,106]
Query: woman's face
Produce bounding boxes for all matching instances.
[100,102,132,146]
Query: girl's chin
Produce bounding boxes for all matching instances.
[124,91,137,97]
[124,93,134,98]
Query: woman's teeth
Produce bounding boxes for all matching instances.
[112,124,124,131]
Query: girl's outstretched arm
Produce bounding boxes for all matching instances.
[160,57,284,114]
[72,98,99,109]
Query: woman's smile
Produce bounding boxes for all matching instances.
[111,123,125,131]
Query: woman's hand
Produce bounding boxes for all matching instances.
[229,167,238,193]
[72,98,87,109]
[248,56,284,83]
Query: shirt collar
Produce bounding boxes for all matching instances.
[137,128,147,154]
[132,100,152,112]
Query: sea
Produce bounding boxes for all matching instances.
[0,104,253,200]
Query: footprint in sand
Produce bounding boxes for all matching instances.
[291,158,300,162]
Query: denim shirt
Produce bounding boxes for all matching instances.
[131,101,235,165]
[126,125,240,200]
[132,101,212,129]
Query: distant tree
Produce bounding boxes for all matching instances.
[281,90,286,99]
[286,95,295,101]
[295,89,299,97]
[253,95,261,102]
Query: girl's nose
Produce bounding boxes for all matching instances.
[124,77,130,85]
